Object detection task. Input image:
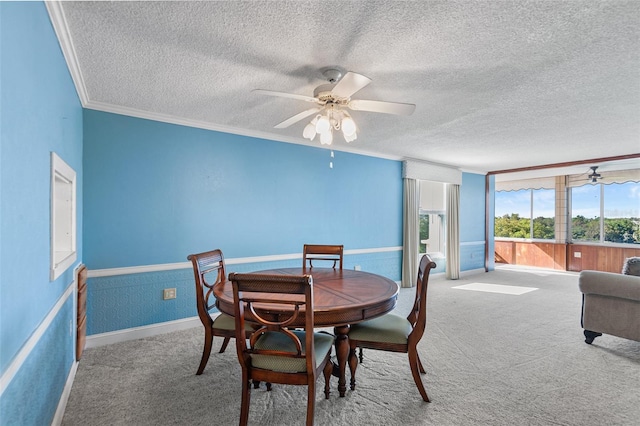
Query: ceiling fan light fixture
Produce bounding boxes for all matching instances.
[320,130,333,145]
[341,116,357,137]
[344,131,357,143]
[303,122,317,140]
[316,115,331,134]
[255,69,415,146]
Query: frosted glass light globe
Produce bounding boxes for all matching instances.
[341,117,357,137]
[303,122,316,140]
[315,116,331,134]
[320,130,333,145]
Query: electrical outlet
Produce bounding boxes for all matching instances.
[574,252,582,258]
[354,265,361,271]
[163,288,177,300]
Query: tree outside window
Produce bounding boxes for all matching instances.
[570,184,600,242]
[571,181,639,244]
[419,214,429,253]
[495,188,555,240]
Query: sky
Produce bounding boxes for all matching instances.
[495,181,640,219]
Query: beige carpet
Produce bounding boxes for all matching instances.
[62,266,640,425]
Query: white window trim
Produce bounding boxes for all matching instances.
[51,152,77,281]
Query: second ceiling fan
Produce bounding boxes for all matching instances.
[588,166,602,183]
[253,68,416,145]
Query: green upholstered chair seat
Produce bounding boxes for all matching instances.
[349,313,412,344]
[252,330,335,373]
[212,313,253,331]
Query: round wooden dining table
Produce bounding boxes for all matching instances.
[213,267,399,397]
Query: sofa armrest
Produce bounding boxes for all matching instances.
[579,270,640,302]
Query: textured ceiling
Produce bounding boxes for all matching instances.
[51,1,640,174]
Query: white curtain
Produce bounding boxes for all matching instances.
[402,178,419,288]
[446,183,460,280]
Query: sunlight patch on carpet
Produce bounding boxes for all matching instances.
[452,283,538,295]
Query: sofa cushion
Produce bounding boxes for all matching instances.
[622,257,640,276]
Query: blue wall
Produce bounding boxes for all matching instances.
[487,174,496,271]
[460,172,487,271]
[83,111,403,268]
[0,2,83,424]
[83,110,404,334]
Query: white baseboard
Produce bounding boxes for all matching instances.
[52,360,78,426]
[85,317,202,348]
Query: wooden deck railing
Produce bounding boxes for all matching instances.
[494,240,640,273]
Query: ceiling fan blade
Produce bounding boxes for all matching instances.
[253,89,319,104]
[274,107,322,129]
[348,99,416,115]
[331,72,372,99]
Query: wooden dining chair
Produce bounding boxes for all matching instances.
[302,244,344,269]
[187,249,253,375]
[347,254,437,402]
[229,272,335,426]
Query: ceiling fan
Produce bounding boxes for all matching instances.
[253,68,416,145]
[587,166,602,183]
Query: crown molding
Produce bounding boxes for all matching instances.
[84,100,405,160]
[46,1,89,106]
[84,99,303,143]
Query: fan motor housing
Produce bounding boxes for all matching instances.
[314,84,349,104]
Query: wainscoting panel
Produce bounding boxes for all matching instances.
[461,241,485,271]
[0,294,74,425]
[87,249,402,336]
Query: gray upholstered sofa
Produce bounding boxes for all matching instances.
[578,259,640,344]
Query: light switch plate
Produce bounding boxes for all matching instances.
[163,288,177,300]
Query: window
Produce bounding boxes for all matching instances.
[532,189,555,239]
[495,188,555,240]
[419,212,446,254]
[51,152,77,280]
[604,182,639,244]
[570,181,639,244]
[419,181,445,255]
[570,184,600,242]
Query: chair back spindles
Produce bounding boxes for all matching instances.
[407,255,437,345]
[229,272,335,426]
[187,249,248,375]
[189,250,225,325]
[302,244,344,269]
